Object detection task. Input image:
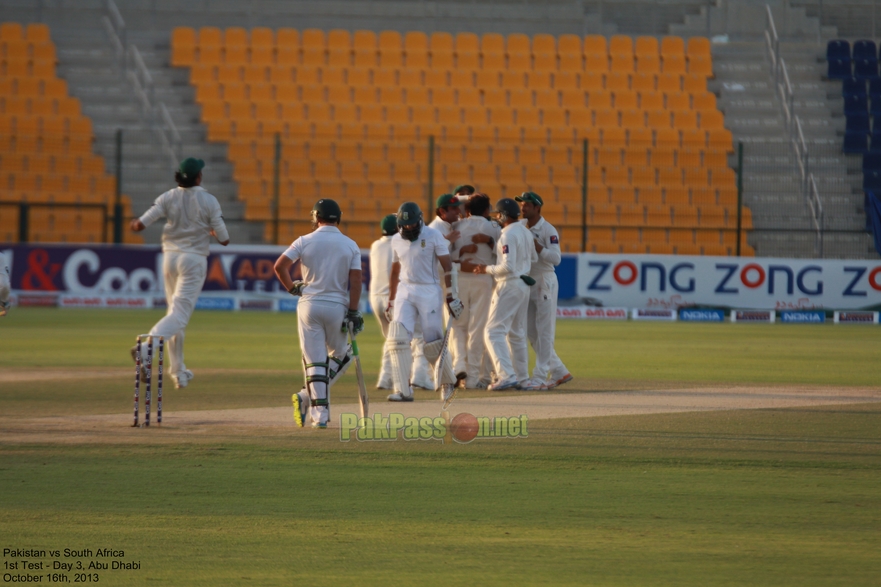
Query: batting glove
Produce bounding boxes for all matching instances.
[287,280,305,296]
[345,309,364,334]
[384,301,394,322]
[446,296,464,320]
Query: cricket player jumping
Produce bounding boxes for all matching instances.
[274,199,363,429]
[130,158,229,389]
[385,202,463,404]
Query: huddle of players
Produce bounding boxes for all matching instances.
[122,159,570,429]
[370,185,573,398]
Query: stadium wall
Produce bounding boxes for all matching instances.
[4,243,881,312]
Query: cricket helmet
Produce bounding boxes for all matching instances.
[311,198,342,224]
[494,197,520,221]
[396,202,423,242]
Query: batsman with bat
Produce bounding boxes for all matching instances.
[384,202,463,407]
[273,199,363,429]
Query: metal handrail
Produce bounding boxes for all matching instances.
[103,0,126,70]
[808,174,825,257]
[766,3,824,257]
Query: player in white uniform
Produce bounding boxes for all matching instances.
[0,252,10,317]
[518,192,573,390]
[449,193,501,388]
[130,158,229,388]
[368,214,398,389]
[273,199,362,429]
[385,202,463,406]
[420,192,463,386]
[461,198,536,391]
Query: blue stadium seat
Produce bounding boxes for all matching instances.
[847,112,871,133]
[854,57,879,80]
[870,78,881,98]
[853,40,878,61]
[863,152,881,172]
[871,131,881,152]
[863,169,881,192]
[845,93,869,115]
[872,96,881,117]
[845,131,869,154]
[828,58,852,79]
[843,78,867,97]
[827,39,851,60]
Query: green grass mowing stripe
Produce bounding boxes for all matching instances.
[2,309,881,385]
[2,416,880,587]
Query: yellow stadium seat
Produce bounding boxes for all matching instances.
[476,70,500,87]
[684,167,708,188]
[692,91,717,111]
[687,37,711,59]
[643,109,667,129]
[699,110,725,129]
[638,186,664,205]
[657,73,681,92]
[662,55,687,75]
[635,55,660,74]
[699,206,726,228]
[588,90,612,109]
[681,128,707,149]
[560,89,587,111]
[666,91,690,110]
[501,71,525,89]
[627,127,652,149]
[527,71,551,88]
[620,109,643,128]
[683,73,707,93]
[623,146,649,167]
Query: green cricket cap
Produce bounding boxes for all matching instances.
[380,214,397,236]
[435,193,463,208]
[179,157,205,179]
[515,191,543,206]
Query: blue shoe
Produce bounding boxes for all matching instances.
[292,392,306,428]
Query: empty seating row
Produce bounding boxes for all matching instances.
[206,118,733,148]
[173,28,712,69]
[195,83,717,111]
[0,76,68,96]
[0,172,116,193]
[0,152,106,174]
[0,95,81,115]
[228,139,728,167]
[0,22,50,42]
[202,102,726,132]
[189,64,709,92]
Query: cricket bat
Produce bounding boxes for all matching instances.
[348,324,369,420]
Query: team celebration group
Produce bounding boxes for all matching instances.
[122,159,572,429]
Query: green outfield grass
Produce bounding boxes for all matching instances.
[1,309,880,586]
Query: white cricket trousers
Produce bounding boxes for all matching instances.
[149,251,207,379]
[370,293,393,386]
[527,272,568,382]
[450,273,493,384]
[298,299,348,425]
[484,278,530,382]
[393,283,445,343]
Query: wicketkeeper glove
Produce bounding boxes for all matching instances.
[384,301,394,322]
[446,296,464,319]
[519,275,537,286]
[287,280,305,296]
[345,309,364,334]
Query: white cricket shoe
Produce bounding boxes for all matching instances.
[488,376,520,391]
[387,391,414,402]
[519,377,549,391]
[547,373,573,389]
[174,369,194,389]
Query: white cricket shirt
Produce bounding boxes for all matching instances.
[369,235,393,297]
[139,186,229,256]
[452,216,502,266]
[521,216,563,276]
[486,222,537,281]
[391,225,449,286]
[282,225,361,306]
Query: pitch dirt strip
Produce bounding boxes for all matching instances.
[15,386,877,432]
